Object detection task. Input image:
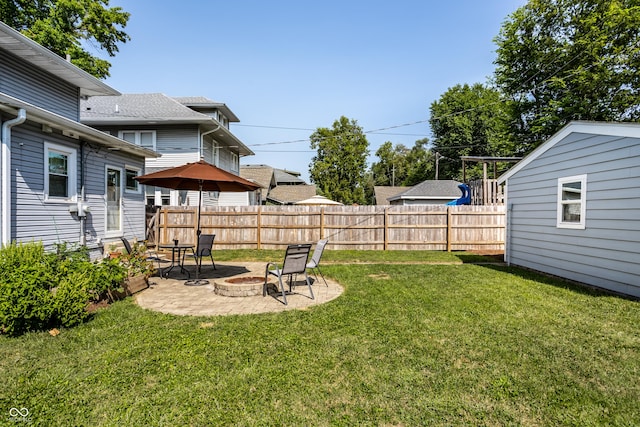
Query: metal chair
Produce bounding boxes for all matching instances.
[264,244,313,305]
[193,234,216,272]
[306,239,329,286]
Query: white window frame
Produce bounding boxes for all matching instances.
[557,174,587,229]
[44,142,77,203]
[105,165,123,237]
[124,165,141,194]
[118,130,157,151]
[230,152,239,174]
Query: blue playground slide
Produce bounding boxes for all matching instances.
[446,183,471,205]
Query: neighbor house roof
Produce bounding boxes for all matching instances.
[388,180,461,202]
[498,121,640,184]
[80,93,254,156]
[374,186,411,205]
[0,21,119,97]
[267,185,317,204]
[240,165,276,199]
[173,96,240,122]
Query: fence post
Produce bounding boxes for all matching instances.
[257,206,261,250]
[384,207,388,250]
[320,208,325,239]
[446,206,452,252]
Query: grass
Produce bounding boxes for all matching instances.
[1,252,638,426]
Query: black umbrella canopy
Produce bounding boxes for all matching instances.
[134,160,261,192]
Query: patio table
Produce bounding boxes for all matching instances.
[159,243,195,278]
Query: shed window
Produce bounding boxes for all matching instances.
[557,175,587,229]
[125,166,141,193]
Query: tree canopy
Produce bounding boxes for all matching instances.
[1,0,130,78]
[494,0,640,150]
[429,83,514,180]
[309,116,369,205]
[371,139,433,187]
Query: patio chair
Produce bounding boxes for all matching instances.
[264,243,313,305]
[192,233,216,272]
[306,238,329,286]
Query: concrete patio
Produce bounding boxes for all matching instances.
[135,261,344,316]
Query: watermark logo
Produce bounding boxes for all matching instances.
[9,408,30,423]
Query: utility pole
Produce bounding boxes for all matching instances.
[435,152,443,180]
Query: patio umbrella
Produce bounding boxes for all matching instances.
[135,160,261,285]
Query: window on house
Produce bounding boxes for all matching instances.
[125,166,141,193]
[119,130,156,150]
[44,142,77,201]
[230,152,239,173]
[557,175,587,229]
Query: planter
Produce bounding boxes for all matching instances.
[123,274,149,295]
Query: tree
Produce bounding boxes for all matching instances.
[1,0,130,78]
[309,116,369,205]
[494,0,640,151]
[371,139,434,186]
[429,83,514,180]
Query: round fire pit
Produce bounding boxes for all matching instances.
[215,276,266,297]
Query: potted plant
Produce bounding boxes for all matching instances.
[120,242,155,295]
[108,243,121,259]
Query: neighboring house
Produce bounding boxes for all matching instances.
[240,164,316,204]
[374,186,410,205]
[0,22,158,255]
[498,121,640,298]
[81,93,257,207]
[386,180,462,205]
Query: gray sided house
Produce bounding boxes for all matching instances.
[498,121,640,298]
[81,94,257,207]
[0,22,158,255]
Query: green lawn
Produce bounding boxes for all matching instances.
[1,252,638,426]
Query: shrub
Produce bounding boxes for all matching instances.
[0,241,129,336]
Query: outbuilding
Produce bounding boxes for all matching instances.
[498,121,640,298]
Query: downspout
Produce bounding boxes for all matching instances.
[1,109,27,246]
[200,125,220,162]
[79,141,86,246]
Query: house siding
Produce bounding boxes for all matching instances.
[0,48,79,120]
[506,132,640,297]
[10,121,146,251]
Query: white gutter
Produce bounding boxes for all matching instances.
[200,125,220,160]
[1,109,27,245]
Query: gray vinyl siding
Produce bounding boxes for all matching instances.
[506,132,640,297]
[0,48,79,120]
[9,121,146,252]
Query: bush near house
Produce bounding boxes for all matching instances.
[0,242,127,336]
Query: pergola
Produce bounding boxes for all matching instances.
[461,156,522,182]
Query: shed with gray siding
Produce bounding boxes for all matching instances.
[498,121,640,298]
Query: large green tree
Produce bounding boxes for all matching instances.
[429,83,514,180]
[371,139,433,186]
[309,116,369,205]
[1,0,130,78]
[494,0,640,151]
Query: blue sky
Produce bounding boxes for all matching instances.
[105,1,527,182]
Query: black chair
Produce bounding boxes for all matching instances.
[264,244,313,305]
[193,234,216,272]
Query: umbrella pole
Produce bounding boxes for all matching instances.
[185,181,209,286]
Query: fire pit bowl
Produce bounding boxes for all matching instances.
[214,276,267,297]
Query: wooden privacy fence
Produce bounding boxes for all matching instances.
[149,205,505,252]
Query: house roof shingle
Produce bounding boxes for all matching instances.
[373,186,411,205]
[389,180,462,201]
[267,185,317,204]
